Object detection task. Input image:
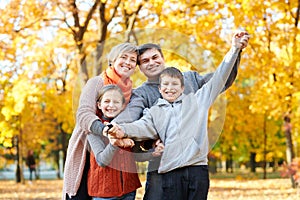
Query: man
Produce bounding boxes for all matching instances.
[26,149,37,183]
[113,31,249,200]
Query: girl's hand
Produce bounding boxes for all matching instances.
[108,135,134,148]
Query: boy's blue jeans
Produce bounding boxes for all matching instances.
[161,165,210,200]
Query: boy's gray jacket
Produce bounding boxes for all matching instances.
[120,47,241,173]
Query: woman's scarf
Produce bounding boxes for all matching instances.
[101,66,132,104]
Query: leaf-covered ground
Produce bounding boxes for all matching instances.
[208,179,299,200]
[0,178,298,200]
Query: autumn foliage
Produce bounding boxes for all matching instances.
[281,157,300,185]
[0,0,299,187]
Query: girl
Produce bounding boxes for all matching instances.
[87,84,140,200]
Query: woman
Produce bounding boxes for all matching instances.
[62,43,138,200]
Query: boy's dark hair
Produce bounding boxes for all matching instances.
[137,43,164,65]
[159,67,184,87]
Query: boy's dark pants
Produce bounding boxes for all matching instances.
[162,165,210,200]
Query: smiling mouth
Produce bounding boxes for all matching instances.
[147,65,160,70]
[106,109,117,113]
[165,91,176,95]
[122,66,131,71]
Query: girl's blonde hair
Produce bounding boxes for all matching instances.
[107,43,137,66]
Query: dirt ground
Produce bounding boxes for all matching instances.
[0,178,299,200]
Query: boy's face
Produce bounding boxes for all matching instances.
[97,90,125,119]
[159,75,184,103]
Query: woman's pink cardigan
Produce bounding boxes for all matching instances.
[62,76,104,199]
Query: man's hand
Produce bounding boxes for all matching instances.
[152,139,164,157]
[232,31,250,49]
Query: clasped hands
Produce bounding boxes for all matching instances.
[103,122,132,148]
[103,122,164,157]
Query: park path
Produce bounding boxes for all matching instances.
[208,178,299,200]
[0,178,298,200]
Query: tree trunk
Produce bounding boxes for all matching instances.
[250,152,256,173]
[15,115,25,184]
[283,115,296,188]
[15,135,21,183]
[263,115,267,179]
[54,130,61,179]
[62,129,67,172]
[226,153,233,173]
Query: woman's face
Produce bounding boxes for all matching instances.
[113,52,137,79]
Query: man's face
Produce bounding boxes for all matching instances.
[139,48,165,81]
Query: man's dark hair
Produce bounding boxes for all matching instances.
[159,67,184,87]
[137,43,164,64]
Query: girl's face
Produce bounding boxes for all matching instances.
[97,90,125,119]
[113,52,137,79]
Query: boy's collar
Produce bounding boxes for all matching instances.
[157,94,185,105]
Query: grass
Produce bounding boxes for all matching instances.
[210,169,283,180]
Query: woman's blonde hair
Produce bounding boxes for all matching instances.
[107,43,137,66]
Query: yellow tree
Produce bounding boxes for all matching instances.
[0,0,76,181]
[154,0,300,178]
[45,0,145,82]
[231,0,299,184]
[200,0,300,183]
